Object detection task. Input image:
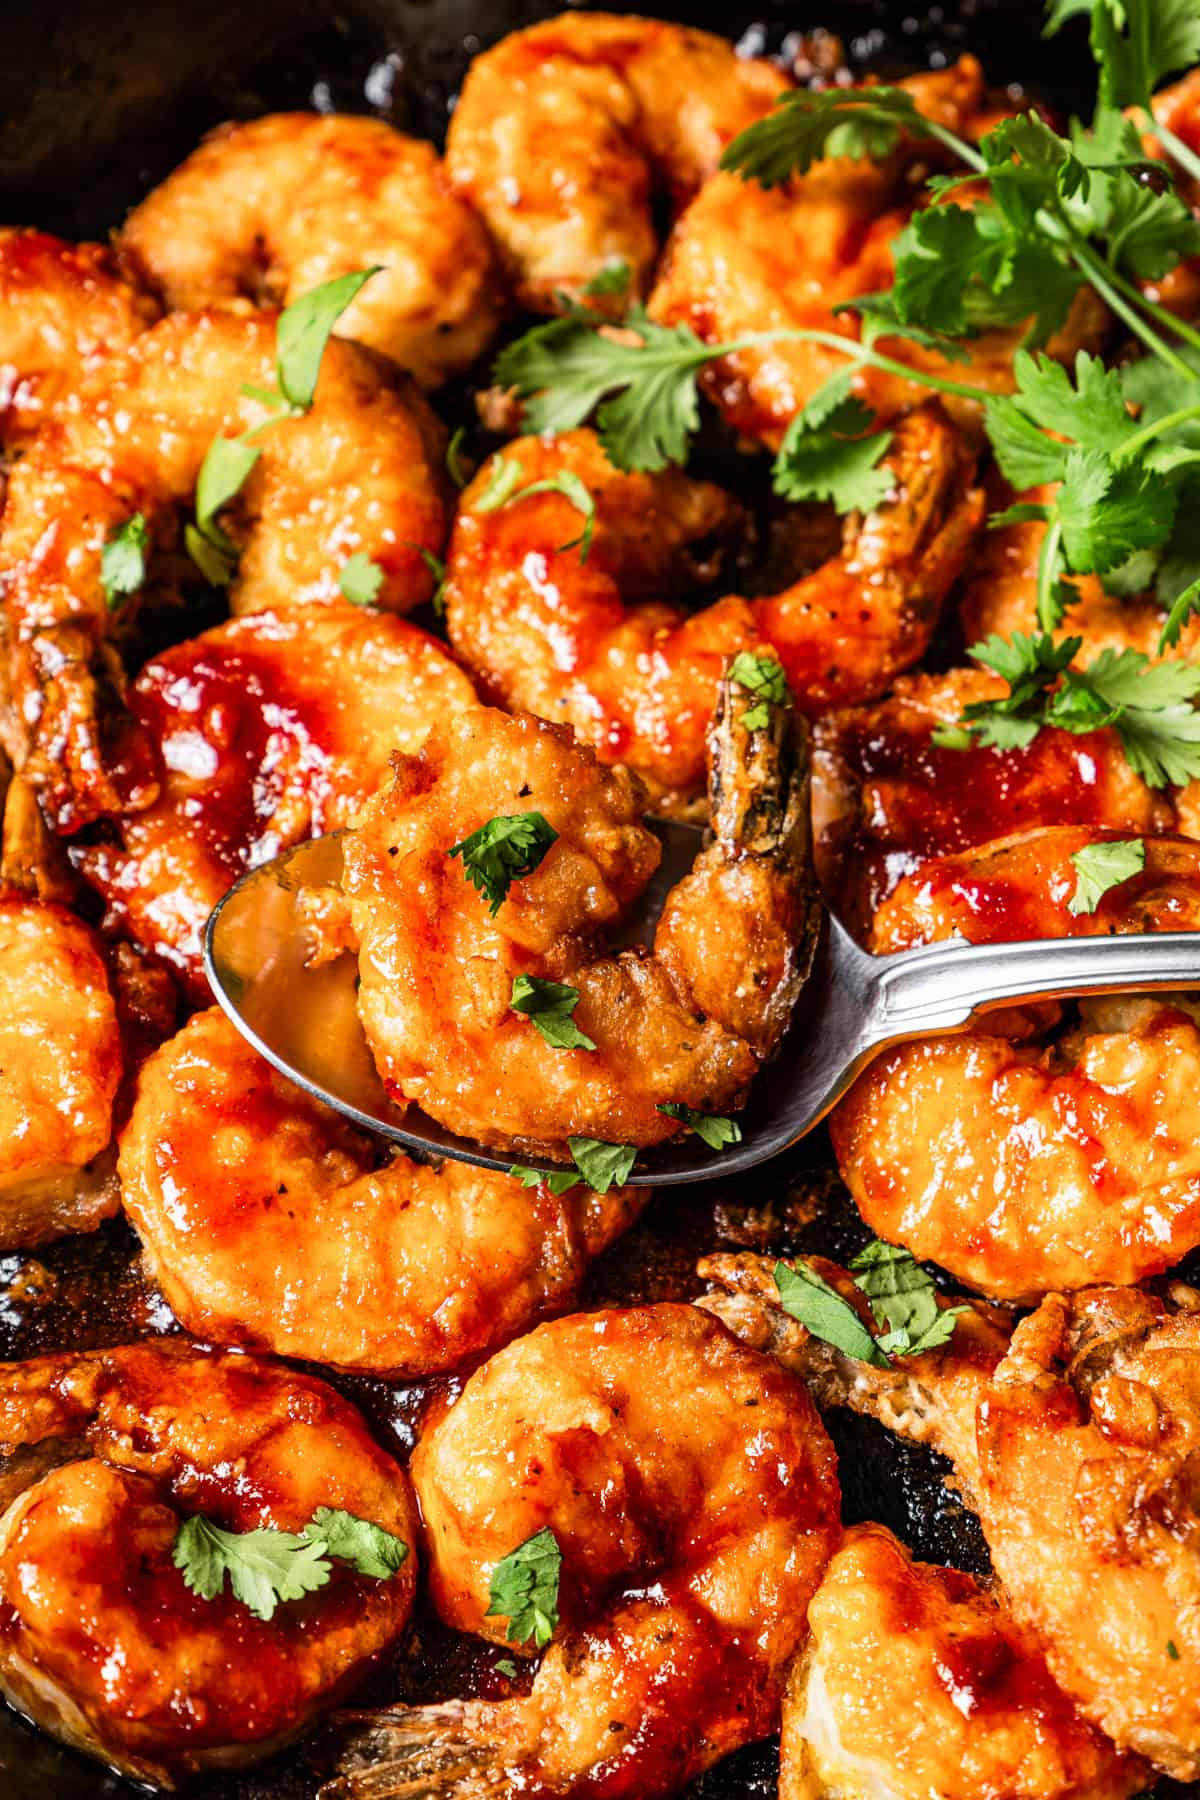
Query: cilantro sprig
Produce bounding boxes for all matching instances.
[657,1102,742,1150]
[510,975,596,1051]
[509,1136,638,1195]
[486,1527,562,1649]
[935,631,1200,788]
[186,269,380,585]
[1068,838,1146,914]
[473,455,596,561]
[1047,0,1200,184]
[449,811,558,916]
[172,1505,407,1622]
[101,513,150,612]
[773,1243,967,1368]
[718,85,968,186]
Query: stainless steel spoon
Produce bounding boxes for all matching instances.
[204,827,1200,1187]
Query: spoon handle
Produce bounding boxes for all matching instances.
[868,929,1200,1039]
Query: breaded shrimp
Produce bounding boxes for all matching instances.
[446,410,982,804]
[831,827,1200,1298]
[121,114,504,388]
[325,1303,840,1798]
[813,669,1175,936]
[649,59,1108,444]
[959,480,1200,657]
[0,894,121,1248]
[0,1338,417,1786]
[0,229,156,447]
[119,1007,644,1374]
[75,601,478,995]
[780,1523,1147,1800]
[701,1254,1200,1781]
[445,13,787,308]
[342,672,816,1157]
[2,308,448,832]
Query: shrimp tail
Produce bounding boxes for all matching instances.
[321,1701,516,1798]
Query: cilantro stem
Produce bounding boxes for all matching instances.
[732,327,992,405]
[1117,400,1200,461]
[1101,264,1200,359]
[1063,236,1196,378]
[1036,516,1064,633]
[1144,113,1200,189]
[920,120,988,176]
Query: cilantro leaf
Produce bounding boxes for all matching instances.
[582,259,632,298]
[1056,446,1177,575]
[339,552,385,607]
[728,651,791,730]
[510,975,597,1051]
[173,1515,331,1622]
[275,268,381,409]
[101,513,150,612]
[472,454,528,513]
[403,544,447,618]
[508,1164,583,1196]
[849,1241,968,1355]
[567,1137,637,1193]
[1057,0,1200,112]
[449,812,558,916]
[446,426,473,490]
[495,1658,521,1679]
[656,1102,743,1150]
[486,1527,562,1648]
[301,1508,408,1580]
[720,86,931,187]
[1068,838,1146,914]
[772,372,894,513]
[187,433,261,585]
[773,1260,889,1367]
[509,472,596,561]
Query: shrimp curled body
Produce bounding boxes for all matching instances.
[342,677,816,1157]
[446,414,982,804]
[0,1339,418,1786]
[326,1303,840,1798]
[121,113,505,388]
[118,1007,644,1375]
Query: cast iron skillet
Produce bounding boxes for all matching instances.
[1,4,1186,1797]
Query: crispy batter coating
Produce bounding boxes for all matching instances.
[701,1256,1200,1780]
[75,602,478,994]
[832,828,1200,1298]
[780,1523,1146,1800]
[119,1007,643,1374]
[342,683,814,1157]
[649,59,1109,445]
[445,12,786,308]
[0,895,121,1249]
[813,670,1175,936]
[121,114,504,388]
[327,1304,839,1798]
[446,411,981,804]
[0,229,156,446]
[0,1339,417,1786]
[3,308,448,833]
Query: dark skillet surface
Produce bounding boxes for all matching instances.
[0,3,1190,1795]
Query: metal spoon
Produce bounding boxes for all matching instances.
[205,827,1200,1187]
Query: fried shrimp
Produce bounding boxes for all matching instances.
[813,669,1175,936]
[779,1523,1147,1800]
[648,59,1108,444]
[701,1255,1200,1782]
[341,671,816,1157]
[2,308,448,833]
[831,827,1200,1299]
[446,410,982,803]
[0,1338,417,1786]
[75,602,478,994]
[118,1007,643,1374]
[121,114,504,388]
[325,1303,840,1798]
[444,12,787,308]
[0,895,121,1248]
[0,229,156,448]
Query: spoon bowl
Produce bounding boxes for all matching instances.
[205,831,1200,1186]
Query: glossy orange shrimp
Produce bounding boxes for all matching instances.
[2,308,449,833]
[121,114,505,388]
[0,1339,418,1786]
[325,1303,840,1798]
[445,12,787,308]
[445,413,982,807]
[75,601,479,995]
